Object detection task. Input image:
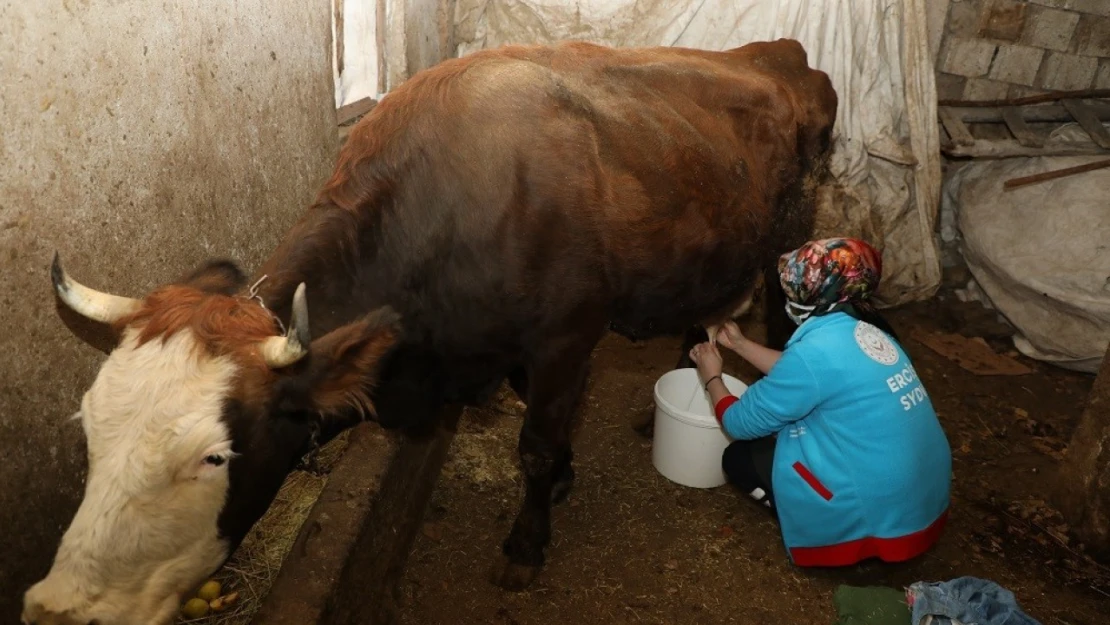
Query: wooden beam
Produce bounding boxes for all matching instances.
[337,97,377,126]
[943,103,1110,124]
[942,139,1110,159]
[334,0,345,77]
[939,88,1110,108]
[1003,157,1110,190]
[1056,345,1110,564]
[1001,107,1045,147]
[938,108,975,146]
[1062,99,1110,149]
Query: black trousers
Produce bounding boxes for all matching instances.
[722,436,777,511]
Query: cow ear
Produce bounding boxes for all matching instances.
[286,307,402,418]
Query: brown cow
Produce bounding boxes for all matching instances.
[24,39,835,625]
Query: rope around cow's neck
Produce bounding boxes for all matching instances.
[242,274,287,335]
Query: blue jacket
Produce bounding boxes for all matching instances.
[716,312,951,566]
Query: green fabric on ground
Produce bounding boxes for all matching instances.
[833,585,911,625]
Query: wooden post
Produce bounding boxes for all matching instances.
[1057,344,1110,561]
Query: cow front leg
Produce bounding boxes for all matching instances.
[491,345,591,591]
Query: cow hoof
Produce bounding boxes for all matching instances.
[489,558,541,592]
[630,406,655,439]
[631,414,654,439]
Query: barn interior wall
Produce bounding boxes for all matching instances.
[377,0,456,91]
[933,0,1110,267]
[0,0,337,618]
[935,0,1110,102]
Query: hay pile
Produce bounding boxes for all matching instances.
[177,431,351,625]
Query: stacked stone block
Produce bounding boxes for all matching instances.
[937,0,1110,101]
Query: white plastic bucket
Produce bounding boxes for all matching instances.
[652,368,749,489]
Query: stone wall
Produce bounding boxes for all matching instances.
[936,0,1110,101]
[0,0,336,618]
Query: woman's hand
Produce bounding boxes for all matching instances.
[717,321,783,375]
[689,341,724,383]
[716,321,747,352]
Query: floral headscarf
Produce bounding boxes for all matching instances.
[777,237,882,323]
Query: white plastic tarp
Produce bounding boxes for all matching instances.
[941,126,1110,374]
[333,0,380,108]
[452,0,942,306]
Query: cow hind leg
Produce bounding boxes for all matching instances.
[491,338,594,591]
[507,365,574,505]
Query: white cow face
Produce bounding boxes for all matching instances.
[23,329,239,625]
[24,257,400,625]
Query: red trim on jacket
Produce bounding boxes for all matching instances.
[792,462,834,501]
[714,395,739,424]
[788,509,949,567]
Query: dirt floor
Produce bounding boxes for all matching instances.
[396,283,1110,625]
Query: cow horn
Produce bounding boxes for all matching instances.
[51,252,143,324]
[259,282,311,368]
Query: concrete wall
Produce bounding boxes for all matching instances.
[936,0,1110,100]
[0,0,336,618]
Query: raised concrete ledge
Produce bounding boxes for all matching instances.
[252,406,461,625]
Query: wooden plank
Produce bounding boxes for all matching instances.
[1001,106,1044,147]
[334,0,345,76]
[337,96,377,126]
[1062,99,1110,149]
[942,139,1110,159]
[1004,157,1110,190]
[939,87,1110,108]
[1055,344,1110,558]
[938,107,975,146]
[948,103,1110,123]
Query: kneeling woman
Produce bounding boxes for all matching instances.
[689,237,952,567]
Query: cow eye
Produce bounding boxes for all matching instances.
[204,454,227,467]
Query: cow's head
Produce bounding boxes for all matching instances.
[22,255,399,625]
